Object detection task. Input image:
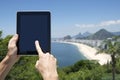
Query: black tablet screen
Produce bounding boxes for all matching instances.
[17,12,51,55]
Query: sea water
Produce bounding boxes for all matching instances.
[51,42,86,67]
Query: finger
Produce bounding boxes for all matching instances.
[8,34,18,47]
[45,53,50,59]
[50,54,54,58]
[35,40,44,57]
[10,34,18,43]
[35,60,39,68]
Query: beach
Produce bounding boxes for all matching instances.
[61,41,111,65]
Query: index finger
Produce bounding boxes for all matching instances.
[35,40,44,57]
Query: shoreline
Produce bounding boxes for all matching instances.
[54,41,111,65]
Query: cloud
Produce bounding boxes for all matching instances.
[75,24,96,28]
[75,20,120,28]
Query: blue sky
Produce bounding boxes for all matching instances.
[0,0,120,38]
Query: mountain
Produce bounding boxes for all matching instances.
[63,35,72,40]
[62,29,119,40]
[112,32,120,36]
[82,32,92,37]
[73,32,84,39]
[73,32,91,39]
[87,29,114,40]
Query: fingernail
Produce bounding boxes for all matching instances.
[36,40,39,43]
[15,34,18,36]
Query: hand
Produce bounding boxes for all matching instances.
[7,34,20,63]
[35,40,58,80]
[0,34,20,80]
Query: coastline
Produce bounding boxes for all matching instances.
[56,41,111,65]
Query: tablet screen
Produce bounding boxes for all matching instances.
[17,12,51,55]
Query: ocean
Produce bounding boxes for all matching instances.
[51,42,86,67]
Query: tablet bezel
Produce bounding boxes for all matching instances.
[17,11,51,55]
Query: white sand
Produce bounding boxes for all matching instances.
[61,41,111,65]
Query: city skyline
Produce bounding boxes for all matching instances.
[0,0,120,38]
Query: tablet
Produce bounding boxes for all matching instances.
[17,11,51,55]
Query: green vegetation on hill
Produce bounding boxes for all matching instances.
[58,60,104,80]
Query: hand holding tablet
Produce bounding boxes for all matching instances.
[17,11,51,55]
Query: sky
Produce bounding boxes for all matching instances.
[0,0,120,38]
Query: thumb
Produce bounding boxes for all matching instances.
[8,34,18,49]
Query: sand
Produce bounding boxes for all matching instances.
[61,41,111,65]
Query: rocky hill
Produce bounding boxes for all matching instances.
[87,29,114,40]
